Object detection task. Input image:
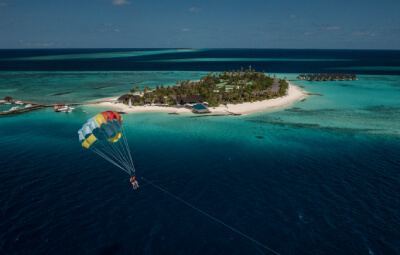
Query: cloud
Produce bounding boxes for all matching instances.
[181,28,190,32]
[112,0,130,6]
[96,23,121,33]
[0,3,7,7]
[189,7,201,12]
[289,15,296,19]
[352,31,370,36]
[20,41,54,48]
[321,26,341,31]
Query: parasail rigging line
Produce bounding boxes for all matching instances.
[141,177,281,255]
[122,125,136,174]
[98,128,133,173]
[93,137,130,171]
[93,132,133,173]
[91,147,131,175]
[116,131,134,174]
[91,147,128,174]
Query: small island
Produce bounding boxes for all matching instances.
[94,68,307,115]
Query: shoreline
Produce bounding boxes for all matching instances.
[88,83,307,116]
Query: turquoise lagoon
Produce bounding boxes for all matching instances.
[1,50,400,254]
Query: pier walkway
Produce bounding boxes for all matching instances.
[0,100,94,117]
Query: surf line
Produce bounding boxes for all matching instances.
[141,177,281,255]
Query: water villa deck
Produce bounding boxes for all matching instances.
[297,74,357,81]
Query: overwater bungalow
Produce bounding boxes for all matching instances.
[298,73,357,81]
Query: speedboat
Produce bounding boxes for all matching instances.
[9,106,20,111]
[25,104,32,108]
[15,101,24,105]
[55,105,73,113]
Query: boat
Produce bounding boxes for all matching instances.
[25,104,32,108]
[15,101,24,105]
[9,106,20,111]
[54,105,73,113]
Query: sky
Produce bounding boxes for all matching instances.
[0,0,399,49]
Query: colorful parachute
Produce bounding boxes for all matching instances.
[78,111,135,176]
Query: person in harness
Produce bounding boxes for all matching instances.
[130,176,139,189]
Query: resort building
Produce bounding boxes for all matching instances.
[118,95,141,104]
[117,95,129,103]
[4,96,13,102]
[176,95,205,105]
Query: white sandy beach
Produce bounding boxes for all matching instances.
[90,83,307,115]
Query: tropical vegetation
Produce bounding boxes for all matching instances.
[120,68,289,107]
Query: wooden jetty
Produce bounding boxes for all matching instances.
[0,100,94,117]
[52,91,73,96]
[225,110,241,116]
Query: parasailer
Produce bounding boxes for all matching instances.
[78,111,137,188]
[130,176,139,189]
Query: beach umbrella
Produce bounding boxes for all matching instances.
[77,111,135,177]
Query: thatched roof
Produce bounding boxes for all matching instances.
[183,95,205,103]
[4,96,12,101]
[117,95,128,101]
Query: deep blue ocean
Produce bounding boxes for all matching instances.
[1,49,400,255]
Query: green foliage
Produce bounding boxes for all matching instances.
[122,68,289,107]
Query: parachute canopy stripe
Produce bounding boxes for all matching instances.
[87,118,99,129]
[101,112,112,123]
[82,134,97,149]
[94,114,107,126]
[108,132,122,143]
[81,123,93,139]
[106,111,116,120]
[78,110,125,146]
[108,111,122,121]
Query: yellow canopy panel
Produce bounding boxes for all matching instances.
[93,114,107,126]
[82,134,97,149]
[108,132,122,143]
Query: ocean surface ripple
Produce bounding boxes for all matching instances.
[1,49,400,254]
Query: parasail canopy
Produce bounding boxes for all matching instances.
[78,111,135,176]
